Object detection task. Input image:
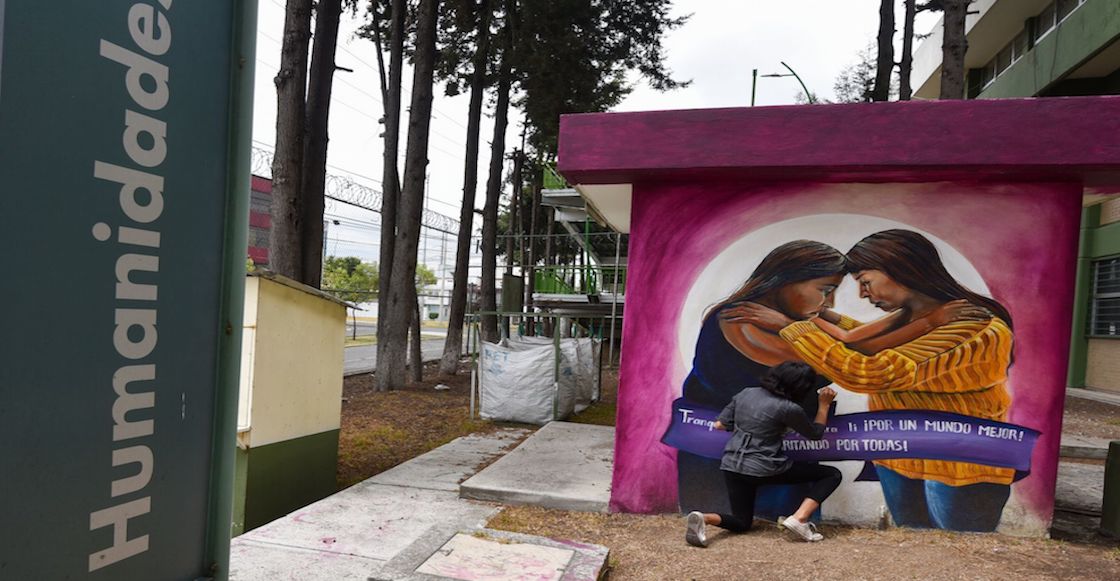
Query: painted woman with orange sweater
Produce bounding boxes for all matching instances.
[724,230,1015,532]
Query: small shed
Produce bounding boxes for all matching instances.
[233,271,351,534]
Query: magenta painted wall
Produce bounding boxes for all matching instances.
[612,180,1082,534]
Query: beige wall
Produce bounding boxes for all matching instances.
[1086,338,1120,393]
[1100,197,1120,226]
[238,275,347,447]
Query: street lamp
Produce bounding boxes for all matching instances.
[752,61,815,105]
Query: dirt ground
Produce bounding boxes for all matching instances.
[337,362,501,488]
[488,506,1120,581]
[1061,395,1120,440]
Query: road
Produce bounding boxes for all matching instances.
[344,321,377,337]
[344,337,448,375]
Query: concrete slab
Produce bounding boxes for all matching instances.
[369,428,531,492]
[1061,434,1113,460]
[230,538,383,580]
[1067,387,1120,407]
[1056,461,1105,516]
[460,422,614,513]
[231,483,498,578]
[416,533,574,580]
[372,528,609,581]
[230,428,541,579]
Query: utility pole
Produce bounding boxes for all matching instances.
[751,68,758,106]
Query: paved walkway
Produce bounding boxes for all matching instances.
[230,427,610,581]
[461,422,614,512]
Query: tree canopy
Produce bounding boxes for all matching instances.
[323,256,379,303]
[514,0,689,154]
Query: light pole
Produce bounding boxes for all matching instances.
[755,61,815,104]
[751,68,758,106]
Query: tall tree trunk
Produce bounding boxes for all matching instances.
[409,285,422,382]
[379,0,439,391]
[505,149,523,276]
[300,0,343,288]
[374,0,406,391]
[441,0,494,375]
[480,35,513,343]
[872,0,894,102]
[270,0,314,280]
[899,0,916,100]
[523,160,541,335]
[940,0,969,100]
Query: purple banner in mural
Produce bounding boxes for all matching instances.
[662,398,1040,473]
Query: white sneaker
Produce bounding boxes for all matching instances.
[780,516,824,542]
[685,511,707,547]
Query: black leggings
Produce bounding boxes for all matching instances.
[716,463,842,532]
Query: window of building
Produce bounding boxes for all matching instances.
[979,60,996,88]
[1012,30,1028,61]
[1091,257,1120,337]
[1036,3,1057,42]
[996,45,1013,75]
[1057,0,1079,22]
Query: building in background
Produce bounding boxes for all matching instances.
[912,0,1120,393]
[248,176,273,267]
[245,173,459,322]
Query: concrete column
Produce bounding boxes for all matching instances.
[1067,205,1099,388]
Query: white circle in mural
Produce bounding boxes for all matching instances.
[676,213,990,411]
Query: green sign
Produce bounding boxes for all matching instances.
[0,1,255,578]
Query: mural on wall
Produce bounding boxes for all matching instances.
[613,182,1081,536]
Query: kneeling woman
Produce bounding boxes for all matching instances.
[686,362,841,545]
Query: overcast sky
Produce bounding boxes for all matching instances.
[250,1,939,268]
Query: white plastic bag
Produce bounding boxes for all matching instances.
[479,340,557,424]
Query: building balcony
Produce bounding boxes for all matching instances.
[977,0,1120,99]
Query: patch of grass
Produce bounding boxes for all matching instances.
[344,335,376,347]
[1107,419,1120,427]
[569,401,617,426]
[337,365,520,488]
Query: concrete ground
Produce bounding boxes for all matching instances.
[229,427,610,581]
[460,422,614,513]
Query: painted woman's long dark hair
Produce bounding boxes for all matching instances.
[846,229,1013,329]
[706,240,848,319]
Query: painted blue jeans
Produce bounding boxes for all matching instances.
[876,466,1010,532]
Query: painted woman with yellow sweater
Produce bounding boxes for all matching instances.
[724,230,1015,532]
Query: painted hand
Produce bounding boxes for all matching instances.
[929,299,992,327]
[719,302,793,331]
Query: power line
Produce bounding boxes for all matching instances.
[253,56,468,161]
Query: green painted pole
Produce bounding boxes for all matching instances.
[1102,441,1120,537]
[204,1,258,579]
[780,61,814,104]
[1067,205,1098,388]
